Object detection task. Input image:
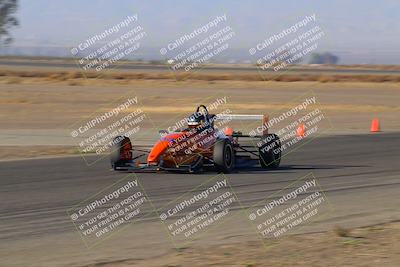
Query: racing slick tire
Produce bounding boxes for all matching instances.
[259,134,281,169]
[110,136,132,170]
[213,138,235,173]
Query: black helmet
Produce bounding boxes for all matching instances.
[187,112,205,128]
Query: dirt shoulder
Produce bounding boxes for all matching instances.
[2,61,400,84]
[106,221,400,267]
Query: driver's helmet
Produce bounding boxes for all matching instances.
[187,112,205,129]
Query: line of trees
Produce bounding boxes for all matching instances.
[309,52,339,64]
[0,0,18,44]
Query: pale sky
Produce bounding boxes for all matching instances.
[8,0,400,63]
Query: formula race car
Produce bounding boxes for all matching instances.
[110,105,281,173]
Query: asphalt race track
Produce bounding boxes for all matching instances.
[1,133,399,266]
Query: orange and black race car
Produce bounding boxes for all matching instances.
[110,105,281,173]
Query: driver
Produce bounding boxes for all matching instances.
[187,112,207,131]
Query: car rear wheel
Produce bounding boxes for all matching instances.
[259,134,281,169]
[110,136,132,170]
[213,138,235,173]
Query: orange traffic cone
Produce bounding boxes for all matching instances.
[296,123,306,137]
[224,127,233,136]
[370,119,380,132]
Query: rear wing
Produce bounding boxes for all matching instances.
[215,114,269,136]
